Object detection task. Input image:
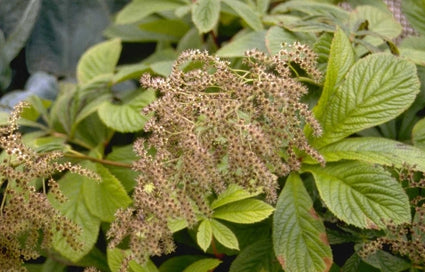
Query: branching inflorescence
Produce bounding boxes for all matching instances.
[107,43,324,266]
[0,102,100,271]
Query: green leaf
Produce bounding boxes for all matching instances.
[402,0,425,36]
[97,89,156,133]
[315,53,420,148]
[197,219,213,252]
[74,112,114,150]
[313,27,355,123]
[303,161,411,229]
[182,258,222,272]
[211,184,262,209]
[116,0,186,25]
[83,162,132,222]
[210,219,239,250]
[48,173,101,262]
[77,38,121,85]
[317,137,425,173]
[341,253,361,272]
[216,30,267,57]
[159,256,204,272]
[222,0,263,31]
[168,217,189,233]
[105,145,138,192]
[41,258,66,272]
[230,238,283,272]
[362,249,411,272]
[399,36,425,66]
[273,173,332,272]
[107,248,158,272]
[74,246,109,272]
[191,0,221,33]
[213,199,274,224]
[265,26,313,55]
[3,0,41,62]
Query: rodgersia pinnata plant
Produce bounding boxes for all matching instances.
[0,102,100,271]
[107,43,324,266]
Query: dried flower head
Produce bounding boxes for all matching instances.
[107,44,324,265]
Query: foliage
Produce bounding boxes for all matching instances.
[0,0,425,271]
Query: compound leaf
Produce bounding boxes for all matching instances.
[197,219,212,252]
[213,199,274,224]
[210,219,239,250]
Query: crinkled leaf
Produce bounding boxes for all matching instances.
[222,0,263,31]
[197,219,213,252]
[402,0,425,36]
[97,89,156,133]
[48,173,100,262]
[116,0,185,25]
[216,30,267,57]
[83,162,132,222]
[315,53,420,148]
[191,0,221,33]
[77,38,121,85]
[313,32,333,73]
[210,219,239,250]
[182,258,221,272]
[318,137,425,173]
[304,161,411,229]
[273,173,332,272]
[211,184,262,209]
[213,199,274,224]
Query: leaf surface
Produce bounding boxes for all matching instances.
[210,219,239,250]
[222,0,263,31]
[216,30,267,57]
[192,0,221,33]
[210,184,261,209]
[213,199,274,224]
[402,0,425,36]
[182,258,221,272]
[197,219,213,252]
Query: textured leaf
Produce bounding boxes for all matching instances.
[97,89,156,133]
[313,27,355,122]
[222,0,263,31]
[412,117,425,150]
[216,30,267,57]
[116,0,185,25]
[304,161,411,229]
[229,238,283,272]
[315,53,420,148]
[105,145,138,192]
[273,173,332,272]
[362,250,410,272]
[83,162,132,222]
[210,219,239,250]
[197,219,213,252]
[77,38,121,85]
[213,199,274,224]
[182,258,221,272]
[318,137,425,173]
[399,36,425,66]
[107,248,158,272]
[402,0,425,36]
[48,173,101,262]
[211,184,261,209]
[191,0,221,33]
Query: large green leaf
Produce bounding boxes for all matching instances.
[182,258,221,272]
[315,53,420,148]
[191,0,221,33]
[107,248,158,272]
[116,0,186,25]
[317,137,425,173]
[229,239,283,272]
[210,184,261,209]
[213,199,274,224]
[197,219,213,252]
[222,0,263,31]
[313,28,355,122]
[402,0,425,36]
[77,38,121,85]
[83,162,132,222]
[48,173,101,262]
[362,249,411,272]
[210,219,239,250]
[304,161,411,229]
[216,30,267,57]
[273,173,332,272]
[97,89,156,133]
[26,0,110,78]
[399,36,425,66]
[105,145,138,192]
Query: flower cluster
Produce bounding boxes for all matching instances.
[0,102,100,271]
[107,44,324,265]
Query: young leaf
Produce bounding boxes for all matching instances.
[182,258,222,272]
[210,184,262,209]
[222,0,263,31]
[82,162,132,222]
[213,199,274,224]
[315,53,420,148]
[197,219,213,252]
[273,173,332,272]
[318,137,425,173]
[77,38,122,85]
[210,219,239,250]
[48,173,101,263]
[304,161,411,229]
[191,0,221,33]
